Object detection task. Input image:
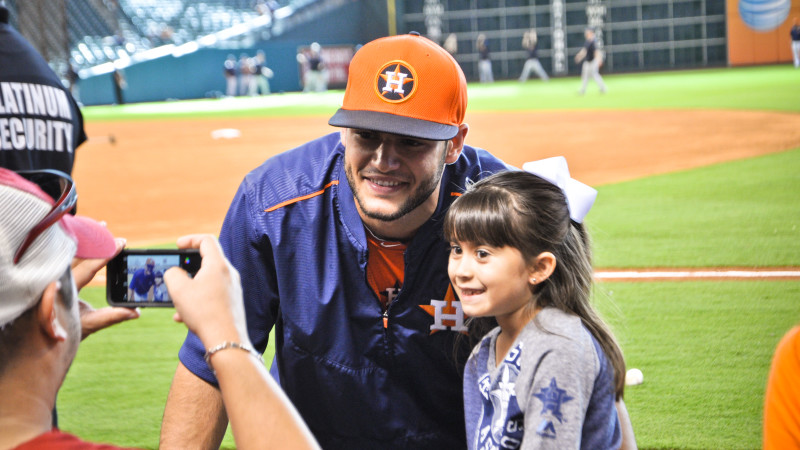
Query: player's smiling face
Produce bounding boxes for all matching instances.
[448,241,536,321]
[343,128,450,226]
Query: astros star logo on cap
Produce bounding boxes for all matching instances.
[375,61,416,103]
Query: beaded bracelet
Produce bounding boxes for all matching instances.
[203,341,261,365]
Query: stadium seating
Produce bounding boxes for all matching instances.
[65,0,294,72]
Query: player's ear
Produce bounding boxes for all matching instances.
[445,124,469,164]
[339,129,348,146]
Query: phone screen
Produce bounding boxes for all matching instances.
[106,249,201,307]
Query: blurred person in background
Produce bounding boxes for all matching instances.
[112,64,127,105]
[791,18,800,69]
[238,53,253,97]
[519,29,549,82]
[477,33,493,83]
[66,62,81,104]
[223,54,237,97]
[298,42,327,92]
[575,28,607,95]
[249,50,273,96]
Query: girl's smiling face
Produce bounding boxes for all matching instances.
[448,241,537,322]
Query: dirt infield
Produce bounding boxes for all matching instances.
[75,109,800,248]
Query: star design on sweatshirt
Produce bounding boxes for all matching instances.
[533,377,573,423]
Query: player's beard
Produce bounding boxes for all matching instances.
[346,148,447,223]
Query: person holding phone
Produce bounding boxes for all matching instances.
[0,167,137,449]
[0,167,318,449]
[166,234,320,450]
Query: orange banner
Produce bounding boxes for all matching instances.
[727,0,800,65]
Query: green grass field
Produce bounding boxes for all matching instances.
[59,65,800,449]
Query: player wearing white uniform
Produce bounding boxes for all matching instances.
[575,28,607,95]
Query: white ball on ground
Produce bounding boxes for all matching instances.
[625,368,644,386]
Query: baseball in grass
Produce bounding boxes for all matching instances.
[625,368,644,386]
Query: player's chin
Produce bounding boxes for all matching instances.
[360,203,405,222]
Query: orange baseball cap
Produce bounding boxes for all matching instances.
[329,32,467,141]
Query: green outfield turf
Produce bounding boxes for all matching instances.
[58,65,800,449]
[591,147,800,268]
[595,281,800,450]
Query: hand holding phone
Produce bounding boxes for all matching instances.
[106,248,201,307]
[75,237,140,337]
[165,234,250,348]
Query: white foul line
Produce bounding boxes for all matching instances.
[595,270,800,280]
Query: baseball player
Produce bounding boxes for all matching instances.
[127,257,156,301]
[791,18,800,69]
[300,42,327,92]
[519,29,549,82]
[112,65,126,105]
[161,32,509,449]
[477,33,494,83]
[0,4,87,199]
[238,53,253,97]
[250,50,272,96]
[575,28,607,95]
[223,54,237,97]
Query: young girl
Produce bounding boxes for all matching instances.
[153,271,169,302]
[444,157,626,449]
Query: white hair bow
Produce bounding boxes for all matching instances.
[521,156,597,223]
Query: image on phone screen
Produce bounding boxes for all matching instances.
[107,250,200,307]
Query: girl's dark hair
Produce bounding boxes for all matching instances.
[444,170,626,399]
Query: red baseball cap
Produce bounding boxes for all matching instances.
[329,32,467,141]
[0,167,116,326]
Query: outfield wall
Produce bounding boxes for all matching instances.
[398,0,728,80]
[78,42,333,105]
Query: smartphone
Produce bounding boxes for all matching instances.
[106,249,201,307]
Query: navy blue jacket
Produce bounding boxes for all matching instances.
[180,132,510,448]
